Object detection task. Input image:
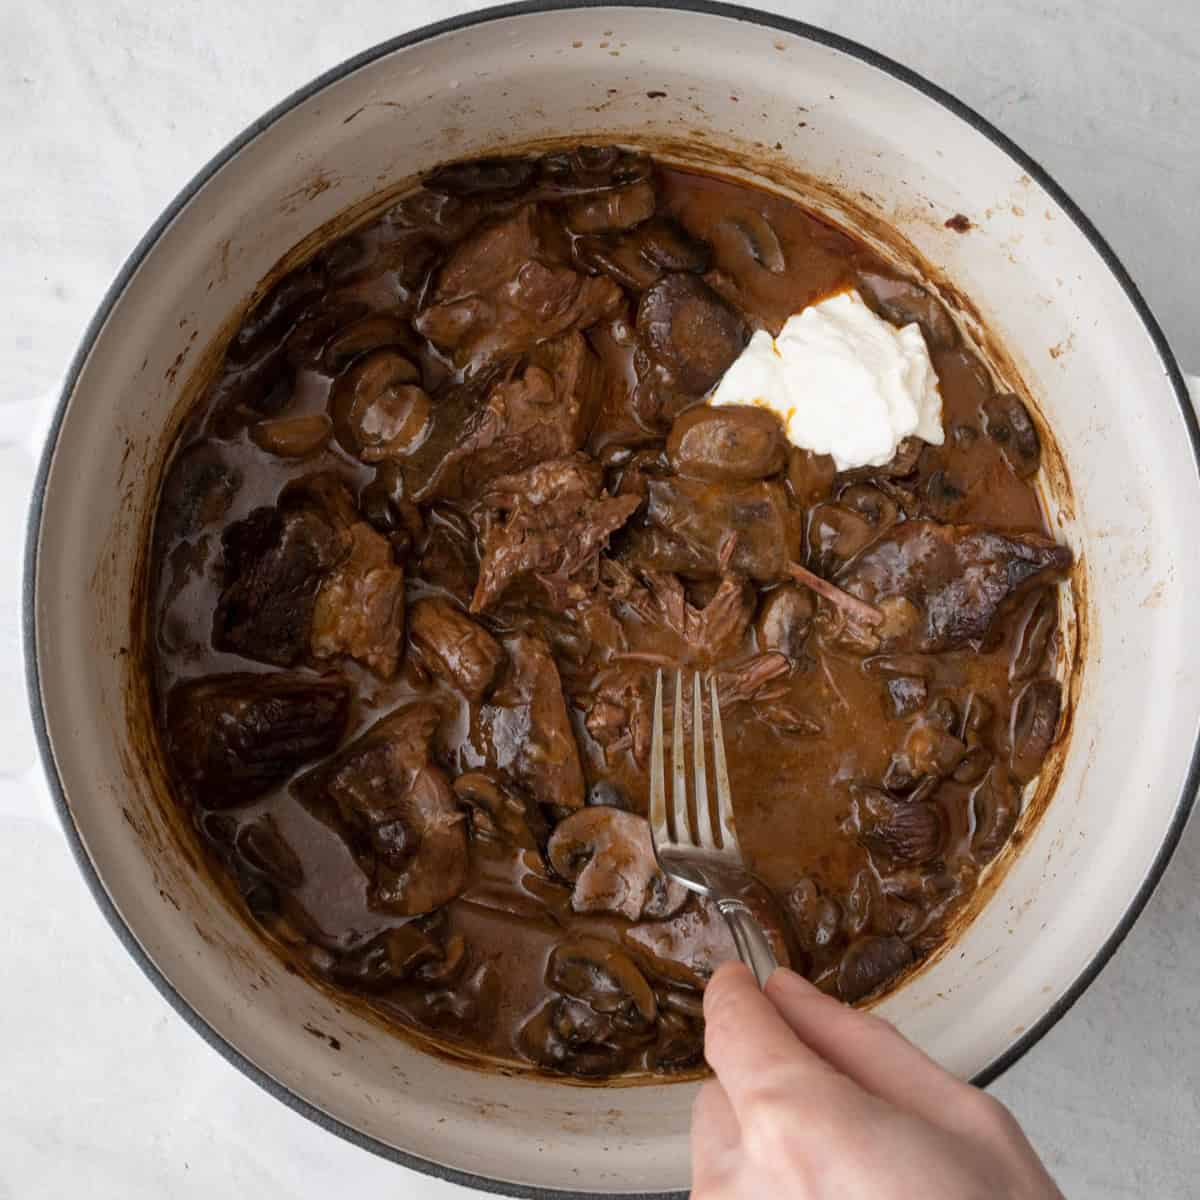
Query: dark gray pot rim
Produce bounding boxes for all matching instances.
[24,3,1199,1197]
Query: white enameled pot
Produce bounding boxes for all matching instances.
[24,4,1200,1196]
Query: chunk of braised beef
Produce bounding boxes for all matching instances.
[166,672,350,806]
[832,520,1072,654]
[636,476,801,582]
[310,521,406,679]
[408,331,608,502]
[157,443,243,545]
[415,204,623,370]
[409,597,504,701]
[667,404,788,482]
[294,703,468,915]
[548,807,688,921]
[633,570,755,665]
[417,504,480,607]
[885,675,929,719]
[470,456,640,612]
[215,505,344,667]
[583,664,655,767]
[483,634,586,810]
[636,274,747,394]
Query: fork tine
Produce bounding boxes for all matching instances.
[649,669,669,847]
[709,675,738,850]
[672,670,691,844]
[693,672,715,849]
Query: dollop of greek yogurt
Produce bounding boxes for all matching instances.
[708,288,944,471]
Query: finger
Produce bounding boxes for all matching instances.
[764,968,977,1132]
[703,962,856,1116]
[690,1079,741,1194]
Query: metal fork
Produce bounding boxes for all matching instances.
[650,669,779,988]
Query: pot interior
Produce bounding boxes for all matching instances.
[29,6,1200,1195]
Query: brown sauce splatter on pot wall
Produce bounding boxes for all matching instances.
[144,146,1073,1080]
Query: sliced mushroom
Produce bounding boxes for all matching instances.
[1010,588,1058,682]
[330,350,431,462]
[650,1010,705,1072]
[982,393,1041,478]
[637,275,747,394]
[786,446,838,506]
[235,815,304,888]
[852,787,944,866]
[806,501,881,576]
[755,583,816,659]
[453,769,548,850]
[283,301,370,368]
[565,179,657,233]
[746,212,790,272]
[517,997,631,1077]
[639,218,712,273]
[359,461,425,555]
[624,892,791,989]
[324,924,443,992]
[783,877,844,955]
[667,404,788,482]
[250,413,332,459]
[323,314,418,374]
[971,763,1021,864]
[421,961,501,1034]
[538,145,652,196]
[857,270,957,350]
[547,937,658,1032]
[838,934,914,1002]
[425,156,537,196]
[573,233,663,291]
[1010,677,1062,782]
[547,807,688,921]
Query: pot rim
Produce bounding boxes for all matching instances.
[23,3,1200,1197]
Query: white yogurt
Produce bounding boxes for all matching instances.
[709,288,944,471]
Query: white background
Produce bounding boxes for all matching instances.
[3,2,1198,1197]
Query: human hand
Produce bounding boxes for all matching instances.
[693,963,1062,1199]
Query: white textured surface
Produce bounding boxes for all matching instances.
[3,2,1198,1197]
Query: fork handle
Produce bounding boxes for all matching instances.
[717,899,779,989]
